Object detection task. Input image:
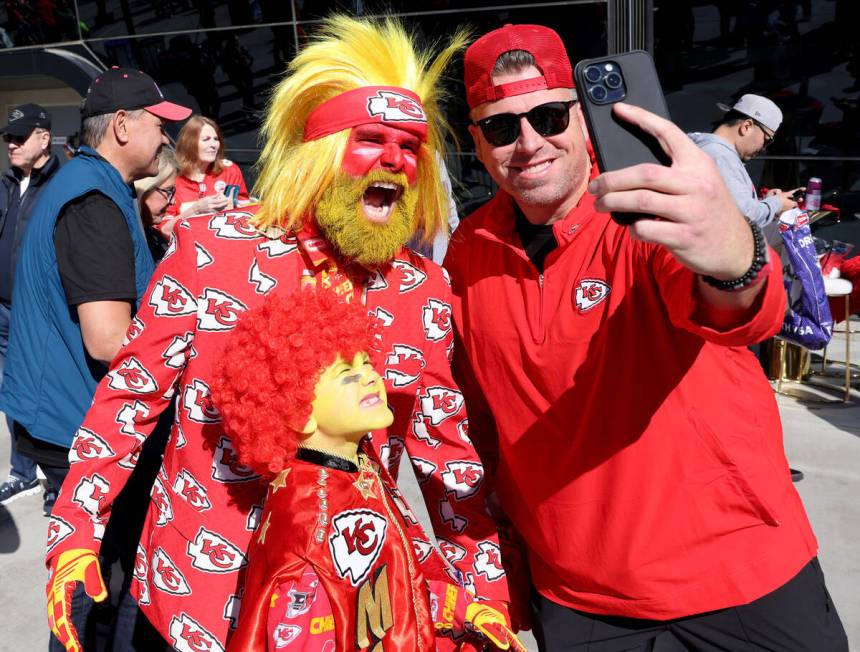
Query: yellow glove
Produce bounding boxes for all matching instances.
[464,600,527,652]
[47,549,107,652]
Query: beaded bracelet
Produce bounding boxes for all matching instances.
[701,217,769,292]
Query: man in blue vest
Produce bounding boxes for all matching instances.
[0,103,62,507]
[0,67,190,650]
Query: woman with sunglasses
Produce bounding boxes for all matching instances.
[134,148,180,260]
[167,115,248,220]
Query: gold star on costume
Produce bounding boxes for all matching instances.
[270,469,291,494]
[353,454,377,500]
[257,512,271,544]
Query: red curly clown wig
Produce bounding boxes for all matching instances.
[211,290,382,477]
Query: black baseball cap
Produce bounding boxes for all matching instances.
[0,103,51,136]
[82,67,192,121]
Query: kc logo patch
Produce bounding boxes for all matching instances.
[174,469,211,512]
[122,316,144,346]
[474,541,505,582]
[72,474,110,519]
[574,278,610,312]
[410,456,437,484]
[411,413,441,449]
[328,509,387,586]
[249,259,277,294]
[183,379,220,423]
[151,476,174,526]
[116,400,149,440]
[168,612,224,652]
[163,332,195,369]
[438,538,467,564]
[272,624,302,648]
[441,460,484,500]
[195,243,214,269]
[412,538,434,562]
[187,527,247,573]
[367,90,427,123]
[212,436,259,483]
[209,211,258,239]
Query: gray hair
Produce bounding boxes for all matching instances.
[80,109,147,148]
[493,49,538,77]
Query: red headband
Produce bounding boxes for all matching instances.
[303,86,428,142]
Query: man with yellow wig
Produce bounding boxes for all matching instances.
[45,16,512,651]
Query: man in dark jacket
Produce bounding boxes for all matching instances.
[0,103,61,506]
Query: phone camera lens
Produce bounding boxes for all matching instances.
[590,85,608,102]
[604,72,623,89]
[584,66,602,83]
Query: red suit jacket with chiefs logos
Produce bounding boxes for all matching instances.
[230,448,459,652]
[46,207,508,650]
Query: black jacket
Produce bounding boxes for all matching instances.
[0,153,62,299]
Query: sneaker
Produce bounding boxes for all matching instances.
[43,489,58,517]
[0,476,41,505]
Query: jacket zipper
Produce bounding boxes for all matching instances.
[537,272,546,344]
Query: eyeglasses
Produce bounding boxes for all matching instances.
[154,186,176,203]
[473,101,576,147]
[754,122,774,148]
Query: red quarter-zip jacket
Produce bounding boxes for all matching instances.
[445,189,818,620]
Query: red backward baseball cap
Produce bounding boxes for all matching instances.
[464,24,574,110]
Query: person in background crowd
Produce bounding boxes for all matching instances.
[446,23,848,650]
[0,103,61,508]
[0,67,191,651]
[689,94,803,228]
[134,146,180,260]
[44,17,512,652]
[168,114,248,220]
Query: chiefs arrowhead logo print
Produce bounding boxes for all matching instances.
[456,419,471,444]
[152,548,192,596]
[378,436,404,471]
[249,259,277,294]
[272,624,302,647]
[439,497,468,533]
[411,413,440,449]
[195,243,214,269]
[441,460,484,500]
[187,527,247,574]
[384,344,425,387]
[122,316,145,346]
[438,538,467,564]
[72,474,110,519]
[367,90,427,123]
[149,275,197,317]
[173,469,211,512]
[47,515,74,553]
[151,476,174,526]
[422,298,452,341]
[212,436,259,483]
[474,541,505,581]
[328,509,388,586]
[419,386,464,426]
[69,427,115,464]
[410,457,437,484]
[246,504,263,531]
[169,612,225,652]
[391,260,427,293]
[115,400,149,440]
[163,332,195,369]
[183,379,220,423]
[209,211,258,239]
[197,288,247,331]
[366,269,388,292]
[373,307,394,327]
[574,278,611,312]
[412,538,434,562]
[224,591,243,630]
[108,357,158,394]
[257,237,297,258]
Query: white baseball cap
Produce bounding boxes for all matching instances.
[717,94,782,133]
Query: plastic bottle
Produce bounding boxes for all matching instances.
[806,177,822,211]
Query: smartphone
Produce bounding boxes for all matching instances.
[224,184,241,204]
[574,51,672,225]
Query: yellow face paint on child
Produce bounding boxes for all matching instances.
[310,352,394,441]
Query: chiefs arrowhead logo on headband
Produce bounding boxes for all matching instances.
[304,85,428,142]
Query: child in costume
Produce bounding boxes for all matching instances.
[212,290,525,651]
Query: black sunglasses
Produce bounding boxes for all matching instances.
[753,121,774,147]
[3,133,31,145]
[473,100,576,147]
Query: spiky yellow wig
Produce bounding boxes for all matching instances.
[252,15,467,245]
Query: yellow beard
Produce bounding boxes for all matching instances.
[315,170,418,266]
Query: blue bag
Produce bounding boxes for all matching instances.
[777,208,833,349]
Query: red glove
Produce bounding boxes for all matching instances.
[430,581,526,651]
[47,549,107,652]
